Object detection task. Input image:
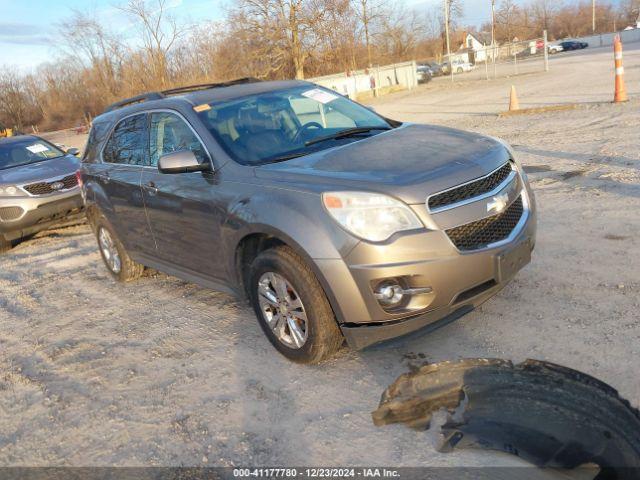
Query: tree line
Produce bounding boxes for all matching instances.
[0,0,638,131]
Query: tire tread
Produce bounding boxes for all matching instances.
[250,245,343,363]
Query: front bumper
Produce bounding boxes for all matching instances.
[0,188,84,242]
[316,185,537,350]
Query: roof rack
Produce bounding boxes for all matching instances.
[103,77,262,113]
[161,77,261,96]
[104,92,165,113]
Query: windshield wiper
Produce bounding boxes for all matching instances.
[260,151,309,164]
[259,125,392,164]
[304,126,391,147]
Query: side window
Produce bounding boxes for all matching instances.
[149,112,208,167]
[82,120,111,163]
[102,114,147,166]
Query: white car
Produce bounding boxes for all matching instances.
[450,60,474,73]
[548,43,564,54]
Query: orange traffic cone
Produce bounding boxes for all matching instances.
[509,85,520,111]
[613,35,628,103]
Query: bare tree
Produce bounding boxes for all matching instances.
[529,0,559,35]
[617,0,640,27]
[0,72,31,129]
[8,0,625,131]
[352,0,385,67]
[314,0,360,73]
[378,3,424,61]
[496,0,519,41]
[447,0,464,31]
[117,0,187,88]
[231,0,326,79]
[60,10,123,100]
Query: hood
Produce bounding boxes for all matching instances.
[254,124,511,204]
[0,155,80,186]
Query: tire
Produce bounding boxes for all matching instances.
[0,237,11,254]
[92,216,144,282]
[248,246,344,364]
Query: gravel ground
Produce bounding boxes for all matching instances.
[1,44,639,468]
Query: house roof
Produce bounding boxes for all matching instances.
[468,31,494,45]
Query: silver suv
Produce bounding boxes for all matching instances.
[0,135,84,253]
[80,79,536,363]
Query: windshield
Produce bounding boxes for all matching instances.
[0,137,65,170]
[196,86,392,165]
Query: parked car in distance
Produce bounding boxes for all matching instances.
[0,135,84,253]
[446,60,475,74]
[560,40,588,50]
[80,79,536,363]
[423,61,445,76]
[548,43,564,54]
[416,64,433,83]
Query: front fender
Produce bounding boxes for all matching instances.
[223,188,358,262]
[221,188,360,323]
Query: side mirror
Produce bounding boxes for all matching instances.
[158,150,211,174]
[66,147,80,156]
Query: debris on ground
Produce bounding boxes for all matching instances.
[373,359,640,478]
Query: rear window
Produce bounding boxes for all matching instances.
[82,120,112,163]
[0,138,65,170]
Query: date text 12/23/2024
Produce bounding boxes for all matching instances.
[233,468,400,478]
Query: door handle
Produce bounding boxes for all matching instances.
[144,181,158,195]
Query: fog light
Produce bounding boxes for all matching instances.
[374,279,433,310]
[375,281,405,306]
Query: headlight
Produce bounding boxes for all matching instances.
[322,191,423,242]
[0,185,22,197]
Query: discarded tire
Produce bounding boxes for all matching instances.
[373,359,640,478]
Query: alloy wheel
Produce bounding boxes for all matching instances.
[257,272,309,349]
[98,227,122,274]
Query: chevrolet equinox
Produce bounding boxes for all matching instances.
[80,78,536,363]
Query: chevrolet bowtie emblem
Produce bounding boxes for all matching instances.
[487,192,509,214]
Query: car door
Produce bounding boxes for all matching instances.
[140,110,226,278]
[97,113,156,255]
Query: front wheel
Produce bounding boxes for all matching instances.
[457,67,463,73]
[93,217,144,282]
[248,246,344,363]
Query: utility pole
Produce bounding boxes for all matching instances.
[592,0,596,32]
[444,0,453,82]
[491,0,497,78]
[543,29,549,72]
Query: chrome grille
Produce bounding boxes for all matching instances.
[23,174,78,196]
[446,195,524,251]
[428,162,513,211]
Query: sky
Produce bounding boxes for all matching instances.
[0,0,494,70]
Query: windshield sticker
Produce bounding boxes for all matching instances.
[193,103,211,112]
[302,88,338,104]
[26,144,49,154]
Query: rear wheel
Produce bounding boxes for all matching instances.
[248,246,344,363]
[93,217,144,282]
[457,67,463,73]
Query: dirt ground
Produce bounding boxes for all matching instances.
[1,44,639,467]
